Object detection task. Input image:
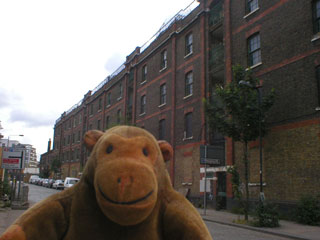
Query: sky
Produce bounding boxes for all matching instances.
[0,0,199,160]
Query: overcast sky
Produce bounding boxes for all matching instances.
[0,0,198,160]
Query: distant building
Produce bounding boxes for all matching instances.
[18,144,38,168]
[41,0,320,214]
[0,139,20,148]
[0,140,38,169]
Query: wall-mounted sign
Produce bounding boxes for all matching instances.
[200,144,225,166]
[1,148,25,169]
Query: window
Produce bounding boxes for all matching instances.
[184,112,193,139]
[90,104,94,115]
[248,33,261,67]
[140,95,146,114]
[73,118,76,127]
[97,119,101,130]
[142,65,147,83]
[72,133,75,144]
[106,92,111,106]
[160,50,167,70]
[185,71,193,96]
[313,0,320,34]
[117,110,121,123]
[77,131,80,142]
[98,98,102,110]
[247,0,259,13]
[160,84,166,105]
[106,116,110,129]
[185,33,193,56]
[316,66,320,107]
[159,119,166,140]
[79,114,82,124]
[119,82,123,99]
[76,149,79,160]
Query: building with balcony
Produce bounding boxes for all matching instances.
[41,0,320,213]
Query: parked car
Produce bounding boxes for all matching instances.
[64,177,79,189]
[41,179,49,187]
[36,178,43,185]
[53,180,64,190]
[29,175,39,184]
[47,179,55,188]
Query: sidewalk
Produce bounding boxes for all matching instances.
[1,205,319,239]
[198,208,320,240]
[0,207,25,235]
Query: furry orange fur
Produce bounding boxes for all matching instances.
[1,126,212,240]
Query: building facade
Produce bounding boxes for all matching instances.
[41,0,320,212]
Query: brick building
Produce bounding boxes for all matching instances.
[41,0,320,212]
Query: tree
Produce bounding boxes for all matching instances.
[204,64,274,220]
[40,167,50,179]
[51,157,61,179]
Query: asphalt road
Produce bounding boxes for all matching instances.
[27,183,61,206]
[20,184,291,240]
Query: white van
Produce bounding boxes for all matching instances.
[29,175,39,184]
[64,177,79,189]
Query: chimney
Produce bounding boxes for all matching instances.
[48,138,52,152]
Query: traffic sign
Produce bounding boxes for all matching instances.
[1,149,25,169]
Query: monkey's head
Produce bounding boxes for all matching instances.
[83,126,173,226]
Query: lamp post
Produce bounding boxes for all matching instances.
[7,134,24,148]
[239,80,264,202]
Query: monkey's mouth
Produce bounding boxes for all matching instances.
[98,185,154,205]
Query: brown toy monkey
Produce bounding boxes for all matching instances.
[1,126,212,240]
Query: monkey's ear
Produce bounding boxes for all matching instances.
[158,140,173,162]
[84,130,104,151]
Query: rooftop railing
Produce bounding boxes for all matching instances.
[140,0,199,53]
[56,0,199,124]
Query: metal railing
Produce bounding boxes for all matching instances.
[91,64,125,96]
[209,43,224,68]
[209,1,223,26]
[140,0,199,53]
[55,0,199,124]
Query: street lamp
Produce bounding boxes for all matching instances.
[7,134,24,148]
[239,80,264,202]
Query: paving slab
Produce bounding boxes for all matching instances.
[199,208,320,240]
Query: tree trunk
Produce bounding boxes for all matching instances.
[243,141,249,221]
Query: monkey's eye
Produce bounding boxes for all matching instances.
[142,148,148,157]
[106,145,113,154]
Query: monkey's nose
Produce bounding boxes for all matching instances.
[117,176,134,195]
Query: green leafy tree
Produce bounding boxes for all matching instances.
[40,167,50,178]
[204,64,275,220]
[51,157,61,179]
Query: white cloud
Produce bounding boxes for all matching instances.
[0,0,198,158]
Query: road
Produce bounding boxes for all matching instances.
[4,184,290,240]
[27,183,61,206]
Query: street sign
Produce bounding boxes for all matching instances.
[1,149,25,169]
[200,144,225,166]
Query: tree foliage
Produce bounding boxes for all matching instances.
[51,157,61,174]
[204,64,275,220]
[204,64,274,143]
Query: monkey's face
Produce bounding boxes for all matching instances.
[93,133,159,226]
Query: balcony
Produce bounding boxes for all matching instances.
[209,43,224,72]
[209,1,223,27]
